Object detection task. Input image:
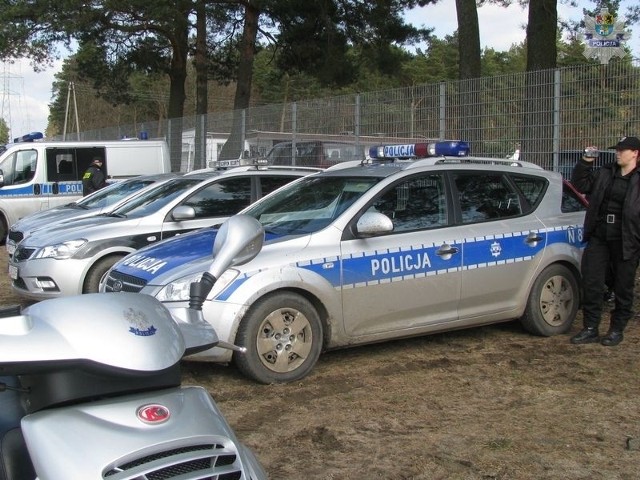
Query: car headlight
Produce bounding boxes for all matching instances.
[34,239,87,260]
[156,269,240,302]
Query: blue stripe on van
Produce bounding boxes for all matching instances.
[0,185,36,196]
[0,182,83,196]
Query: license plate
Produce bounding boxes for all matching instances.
[8,264,18,280]
[6,241,15,256]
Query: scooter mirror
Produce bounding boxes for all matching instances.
[176,215,264,354]
[209,214,264,279]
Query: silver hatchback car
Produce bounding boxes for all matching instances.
[102,142,587,383]
[6,173,179,258]
[9,166,320,300]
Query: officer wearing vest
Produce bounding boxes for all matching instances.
[570,136,640,346]
[82,157,107,196]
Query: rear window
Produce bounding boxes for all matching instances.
[510,174,547,210]
[454,172,523,223]
[562,181,588,213]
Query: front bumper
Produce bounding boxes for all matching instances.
[144,289,246,364]
[9,257,88,300]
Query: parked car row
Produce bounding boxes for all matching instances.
[7,142,588,384]
[8,165,321,299]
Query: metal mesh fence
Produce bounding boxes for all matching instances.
[57,61,640,177]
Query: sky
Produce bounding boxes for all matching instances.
[1,0,638,141]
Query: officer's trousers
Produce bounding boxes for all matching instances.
[581,235,639,331]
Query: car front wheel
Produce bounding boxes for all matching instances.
[83,255,125,293]
[520,264,579,336]
[234,292,323,384]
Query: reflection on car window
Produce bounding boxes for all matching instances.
[455,173,522,223]
[245,176,379,235]
[510,174,547,213]
[81,179,155,209]
[562,182,588,213]
[113,178,202,218]
[259,175,300,196]
[369,173,447,233]
[182,177,252,217]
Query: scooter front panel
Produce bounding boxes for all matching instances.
[21,386,264,479]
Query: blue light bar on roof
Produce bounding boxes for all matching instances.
[369,140,470,159]
[13,132,44,143]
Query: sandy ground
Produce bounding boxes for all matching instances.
[2,247,639,479]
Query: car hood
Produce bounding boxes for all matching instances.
[111,227,283,283]
[19,214,138,247]
[13,206,102,235]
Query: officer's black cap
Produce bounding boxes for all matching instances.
[608,136,640,150]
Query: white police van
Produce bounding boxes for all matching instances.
[101,140,588,384]
[0,133,171,242]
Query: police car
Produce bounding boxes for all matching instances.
[101,141,588,384]
[9,165,320,300]
[6,173,180,258]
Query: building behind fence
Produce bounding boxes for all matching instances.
[54,61,640,178]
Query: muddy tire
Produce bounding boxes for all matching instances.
[234,292,323,384]
[521,264,579,336]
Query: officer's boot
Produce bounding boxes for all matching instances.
[601,317,625,346]
[570,326,600,344]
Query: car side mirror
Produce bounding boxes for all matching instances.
[171,205,196,221]
[355,211,394,238]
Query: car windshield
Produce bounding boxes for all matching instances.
[77,178,157,209]
[110,178,203,218]
[244,175,379,235]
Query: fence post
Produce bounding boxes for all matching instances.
[552,69,561,174]
[195,114,206,170]
[355,94,361,158]
[292,102,297,166]
[241,109,246,158]
[439,82,446,140]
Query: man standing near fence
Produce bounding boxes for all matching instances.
[570,136,640,346]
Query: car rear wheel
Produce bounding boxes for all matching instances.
[521,264,579,336]
[83,255,126,293]
[234,292,323,384]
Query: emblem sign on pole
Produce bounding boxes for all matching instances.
[582,8,630,64]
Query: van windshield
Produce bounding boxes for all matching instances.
[0,148,37,185]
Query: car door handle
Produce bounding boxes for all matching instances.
[526,232,543,244]
[436,244,459,256]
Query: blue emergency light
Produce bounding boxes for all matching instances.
[13,132,44,143]
[369,140,470,159]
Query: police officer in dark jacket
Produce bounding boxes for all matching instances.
[570,136,640,346]
[82,157,107,196]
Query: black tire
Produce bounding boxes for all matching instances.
[521,264,579,336]
[234,292,323,384]
[83,255,125,293]
[0,214,7,246]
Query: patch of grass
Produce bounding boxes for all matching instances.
[484,438,513,450]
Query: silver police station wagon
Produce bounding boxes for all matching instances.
[102,141,587,384]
